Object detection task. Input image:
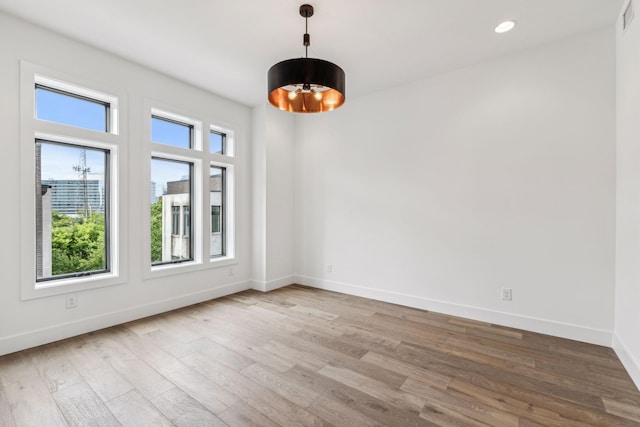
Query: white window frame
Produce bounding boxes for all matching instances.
[35,74,120,135]
[19,61,128,300]
[143,102,236,280]
[209,125,236,262]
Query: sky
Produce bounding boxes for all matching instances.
[40,142,105,182]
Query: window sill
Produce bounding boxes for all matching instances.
[145,256,237,281]
[22,271,125,300]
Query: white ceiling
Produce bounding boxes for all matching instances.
[0,0,623,107]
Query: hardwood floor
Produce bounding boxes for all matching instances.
[1,285,639,426]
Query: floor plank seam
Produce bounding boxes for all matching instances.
[1,285,639,426]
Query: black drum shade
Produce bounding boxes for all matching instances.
[268,58,345,113]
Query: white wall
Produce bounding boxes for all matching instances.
[614,0,640,390]
[0,11,253,355]
[251,106,267,286]
[295,28,617,345]
[251,105,296,291]
[265,108,296,286]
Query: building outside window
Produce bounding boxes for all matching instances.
[151,157,192,264]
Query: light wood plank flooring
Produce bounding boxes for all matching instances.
[1,285,639,426]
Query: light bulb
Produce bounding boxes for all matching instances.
[312,89,323,100]
[288,90,298,100]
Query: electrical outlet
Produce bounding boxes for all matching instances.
[228,267,234,276]
[501,287,512,301]
[327,264,333,273]
[66,294,78,309]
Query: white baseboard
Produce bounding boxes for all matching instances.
[250,275,295,292]
[0,280,251,356]
[296,275,613,347]
[249,280,266,291]
[613,334,640,392]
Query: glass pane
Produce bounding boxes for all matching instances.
[184,206,190,237]
[210,166,224,257]
[171,206,180,235]
[210,131,224,154]
[152,116,192,149]
[36,86,108,132]
[36,140,108,280]
[211,206,221,233]
[151,158,192,264]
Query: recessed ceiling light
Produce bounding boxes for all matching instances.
[495,20,516,34]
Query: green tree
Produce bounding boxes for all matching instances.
[51,211,105,275]
[150,199,163,262]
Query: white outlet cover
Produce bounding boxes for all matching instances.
[66,294,78,309]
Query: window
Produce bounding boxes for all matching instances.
[210,166,225,257]
[147,106,235,274]
[210,130,225,155]
[152,116,192,149]
[21,65,124,299]
[36,140,110,281]
[36,85,110,132]
[33,73,120,135]
[150,157,193,265]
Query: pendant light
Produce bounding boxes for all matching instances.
[268,4,346,113]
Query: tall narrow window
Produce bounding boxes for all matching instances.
[36,140,109,281]
[150,158,192,264]
[210,166,225,257]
